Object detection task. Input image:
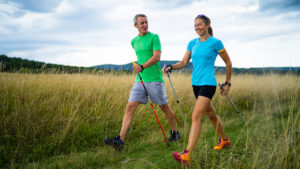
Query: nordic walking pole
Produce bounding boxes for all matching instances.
[133,62,169,146]
[219,83,255,137]
[164,65,185,128]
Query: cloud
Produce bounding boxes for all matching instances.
[6,0,63,13]
[259,0,300,12]
[1,0,299,67]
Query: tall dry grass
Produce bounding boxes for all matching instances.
[0,72,299,168]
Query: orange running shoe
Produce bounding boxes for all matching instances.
[173,150,190,166]
[213,137,231,150]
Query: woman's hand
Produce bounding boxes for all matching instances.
[220,84,230,96]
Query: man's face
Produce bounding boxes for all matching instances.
[135,16,148,35]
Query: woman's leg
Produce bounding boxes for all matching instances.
[205,101,227,139]
[186,96,211,153]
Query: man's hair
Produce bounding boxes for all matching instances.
[134,14,147,24]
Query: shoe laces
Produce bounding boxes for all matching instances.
[217,138,224,146]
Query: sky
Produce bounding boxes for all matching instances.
[0,0,300,68]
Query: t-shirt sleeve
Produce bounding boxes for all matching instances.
[131,39,134,49]
[187,40,194,52]
[152,34,161,51]
[216,39,225,53]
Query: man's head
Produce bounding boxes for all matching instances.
[134,14,148,36]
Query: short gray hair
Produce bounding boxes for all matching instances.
[134,14,147,24]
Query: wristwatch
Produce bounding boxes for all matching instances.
[224,81,231,86]
[139,64,144,72]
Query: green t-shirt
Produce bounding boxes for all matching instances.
[131,32,164,82]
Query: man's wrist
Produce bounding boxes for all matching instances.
[139,64,144,72]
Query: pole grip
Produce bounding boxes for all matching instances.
[219,83,223,89]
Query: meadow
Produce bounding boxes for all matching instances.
[0,72,299,169]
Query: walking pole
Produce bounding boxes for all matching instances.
[219,83,255,137]
[133,62,169,146]
[164,67,185,128]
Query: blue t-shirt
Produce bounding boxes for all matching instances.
[187,36,225,86]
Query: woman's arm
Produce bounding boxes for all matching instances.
[219,49,232,95]
[164,50,191,72]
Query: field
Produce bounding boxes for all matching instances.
[0,72,299,169]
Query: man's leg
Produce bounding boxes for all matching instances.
[120,101,140,141]
[159,103,177,131]
[159,103,182,142]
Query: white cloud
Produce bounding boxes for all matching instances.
[1,0,300,67]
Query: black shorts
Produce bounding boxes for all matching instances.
[192,85,216,100]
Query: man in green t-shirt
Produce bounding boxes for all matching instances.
[104,14,181,151]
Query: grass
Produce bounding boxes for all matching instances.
[0,72,299,168]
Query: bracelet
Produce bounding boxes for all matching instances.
[224,81,231,86]
[167,65,173,70]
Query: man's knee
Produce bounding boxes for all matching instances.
[126,102,139,113]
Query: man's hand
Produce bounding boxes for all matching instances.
[133,64,143,73]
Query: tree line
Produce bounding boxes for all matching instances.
[0,55,108,74]
[0,54,298,75]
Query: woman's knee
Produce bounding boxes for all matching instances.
[159,103,169,111]
[207,112,217,121]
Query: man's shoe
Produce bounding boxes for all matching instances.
[213,137,231,150]
[173,150,190,166]
[169,130,181,142]
[104,135,124,151]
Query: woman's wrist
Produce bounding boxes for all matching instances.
[224,81,231,86]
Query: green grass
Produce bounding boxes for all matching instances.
[0,73,299,168]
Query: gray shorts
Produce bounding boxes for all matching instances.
[128,82,168,105]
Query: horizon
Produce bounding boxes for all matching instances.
[2,54,299,69]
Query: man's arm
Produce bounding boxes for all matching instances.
[133,50,161,73]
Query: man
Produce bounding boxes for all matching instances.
[104,14,181,151]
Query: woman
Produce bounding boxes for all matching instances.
[164,14,232,166]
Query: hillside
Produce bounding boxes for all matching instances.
[93,60,299,75]
[0,55,99,73]
[1,54,299,74]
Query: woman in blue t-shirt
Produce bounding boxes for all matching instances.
[164,14,232,166]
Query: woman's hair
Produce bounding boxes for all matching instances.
[134,14,147,24]
[195,14,213,36]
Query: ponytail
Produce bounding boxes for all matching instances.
[208,26,213,36]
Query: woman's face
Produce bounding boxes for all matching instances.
[194,18,209,36]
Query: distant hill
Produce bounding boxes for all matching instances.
[93,61,193,71]
[0,54,100,73]
[1,55,298,75]
[93,61,299,75]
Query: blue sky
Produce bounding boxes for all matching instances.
[0,0,299,67]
